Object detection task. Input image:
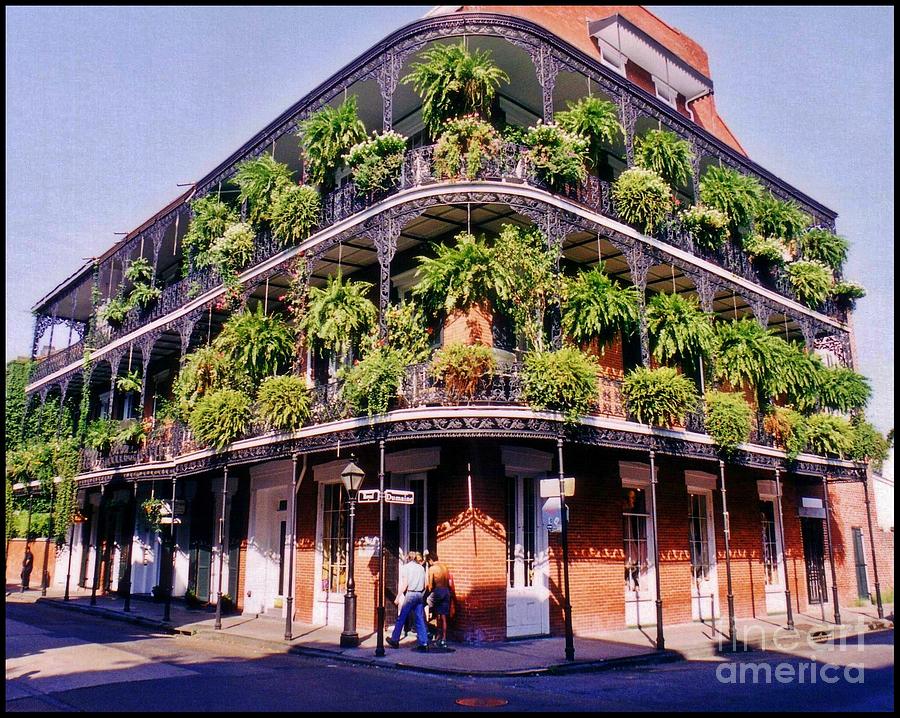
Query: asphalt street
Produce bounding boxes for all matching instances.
[6,601,894,712]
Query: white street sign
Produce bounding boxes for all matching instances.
[357,489,381,503]
[384,489,415,505]
[540,477,575,498]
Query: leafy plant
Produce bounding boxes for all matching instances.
[116,370,142,394]
[188,388,253,449]
[114,419,147,447]
[402,41,509,137]
[233,154,294,225]
[831,280,866,306]
[214,303,296,386]
[339,346,405,416]
[210,222,256,273]
[345,130,407,191]
[141,497,165,533]
[128,282,162,309]
[794,229,848,272]
[786,260,833,307]
[612,167,673,233]
[634,129,694,189]
[430,343,496,401]
[849,417,891,470]
[413,232,501,315]
[386,301,432,364]
[713,318,781,399]
[269,184,321,247]
[554,96,622,172]
[764,406,809,461]
[765,337,823,411]
[173,345,250,421]
[754,194,810,241]
[814,365,871,413]
[523,121,589,189]
[680,205,729,250]
[521,347,599,423]
[298,96,367,188]
[124,257,153,284]
[621,366,698,427]
[256,375,312,431]
[300,274,377,360]
[743,234,790,267]
[705,390,752,454]
[434,115,501,180]
[99,296,132,325]
[645,292,715,373]
[183,196,238,270]
[699,165,763,238]
[490,224,555,352]
[562,264,640,348]
[804,413,854,458]
[85,418,119,453]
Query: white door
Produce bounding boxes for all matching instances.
[506,476,549,637]
[760,499,787,614]
[314,482,347,626]
[623,486,656,627]
[688,491,720,622]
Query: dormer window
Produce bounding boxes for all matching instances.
[652,76,678,109]
[598,41,626,77]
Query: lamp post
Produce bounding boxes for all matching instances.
[340,455,365,648]
[65,507,88,601]
[41,477,62,597]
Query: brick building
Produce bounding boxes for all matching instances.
[24,6,892,644]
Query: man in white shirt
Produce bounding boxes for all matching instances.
[386,551,428,651]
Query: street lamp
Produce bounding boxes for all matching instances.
[65,508,88,601]
[340,455,365,648]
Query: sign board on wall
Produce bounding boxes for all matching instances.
[539,477,575,498]
[541,497,569,533]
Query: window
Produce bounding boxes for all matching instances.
[652,76,678,109]
[760,500,780,585]
[688,493,711,582]
[408,477,427,554]
[320,483,347,594]
[597,41,626,77]
[622,487,649,592]
[506,476,536,589]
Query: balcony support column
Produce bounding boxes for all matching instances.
[688,140,702,202]
[374,216,399,340]
[377,53,400,132]
[529,44,559,122]
[862,475,884,619]
[623,243,653,367]
[544,210,566,350]
[617,93,639,166]
[821,475,842,625]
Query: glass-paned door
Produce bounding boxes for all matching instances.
[760,499,786,613]
[623,486,655,626]
[688,492,719,621]
[505,476,548,637]
[315,482,347,625]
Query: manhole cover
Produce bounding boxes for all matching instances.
[455,697,509,708]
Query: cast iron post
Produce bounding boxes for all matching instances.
[648,451,664,650]
[821,475,841,625]
[719,461,736,651]
[773,469,794,630]
[557,437,575,661]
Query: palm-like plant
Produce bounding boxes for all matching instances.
[645,292,715,372]
[634,129,694,189]
[554,96,622,172]
[233,154,295,225]
[754,194,810,241]
[298,96,367,188]
[402,42,509,138]
[213,303,296,385]
[413,232,500,315]
[699,165,764,238]
[562,264,640,348]
[300,274,377,359]
[713,318,781,400]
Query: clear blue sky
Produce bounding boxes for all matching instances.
[5,6,894,435]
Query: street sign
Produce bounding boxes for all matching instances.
[540,477,575,498]
[159,517,182,525]
[384,489,415,505]
[357,489,381,503]
[541,497,569,533]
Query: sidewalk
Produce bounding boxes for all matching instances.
[8,584,892,677]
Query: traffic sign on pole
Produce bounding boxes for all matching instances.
[357,489,381,504]
[384,489,415,505]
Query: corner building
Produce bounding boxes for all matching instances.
[26,6,893,642]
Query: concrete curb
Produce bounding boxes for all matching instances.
[38,597,195,635]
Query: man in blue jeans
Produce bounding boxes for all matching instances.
[387,551,428,651]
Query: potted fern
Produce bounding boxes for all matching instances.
[256,374,312,431]
[345,130,408,191]
[233,154,295,225]
[612,166,673,233]
[621,366,699,428]
[430,343,496,402]
[339,345,406,416]
[434,115,501,181]
[523,121,589,190]
[804,413,854,458]
[634,129,694,190]
[401,41,509,138]
[754,194,810,242]
[743,234,791,269]
[786,259,833,307]
[699,165,763,240]
[704,390,752,454]
[793,228,849,272]
[521,347,599,423]
[297,95,367,190]
[831,280,866,308]
[554,96,623,174]
[680,205,729,251]
[270,184,321,247]
[188,387,253,449]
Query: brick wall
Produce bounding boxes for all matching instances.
[6,538,57,588]
[442,303,494,348]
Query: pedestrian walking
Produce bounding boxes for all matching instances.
[20,544,34,592]
[425,551,454,649]
[386,551,428,652]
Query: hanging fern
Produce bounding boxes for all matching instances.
[298,96,367,188]
[804,413,854,458]
[554,96,623,171]
[233,154,295,225]
[561,264,640,348]
[612,167,673,233]
[713,318,781,399]
[188,388,253,449]
[521,347,599,423]
[413,232,501,315]
[622,366,699,428]
[402,41,509,138]
[430,343,496,401]
[116,369,142,394]
[128,282,162,309]
[256,375,312,431]
[270,184,321,247]
[634,129,694,189]
[754,194,810,241]
[213,303,296,386]
[699,165,763,238]
[523,122,589,190]
[705,390,753,454]
[124,257,153,284]
[743,234,790,267]
[183,196,238,269]
[645,292,715,372]
[786,260,833,307]
[765,337,823,411]
[300,274,377,359]
[814,365,871,412]
[680,205,729,251]
[831,280,866,306]
[794,229,849,272]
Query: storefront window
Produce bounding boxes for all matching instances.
[321,483,347,594]
[760,500,780,585]
[622,487,649,592]
[688,493,711,581]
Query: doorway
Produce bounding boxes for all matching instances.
[801,517,828,605]
[851,527,869,601]
[505,475,549,637]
